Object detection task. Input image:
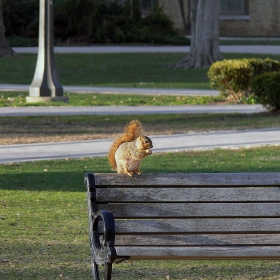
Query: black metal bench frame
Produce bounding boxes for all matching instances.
[84,172,280,280]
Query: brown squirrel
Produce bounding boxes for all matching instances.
[108,120,153,177]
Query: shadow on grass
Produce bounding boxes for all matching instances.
[1,146,280,191]
[0,157,111,191]
[2,241,280,280]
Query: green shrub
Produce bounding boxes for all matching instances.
[208,59,254,101]
[4,0,188,46]
[57,0,99,38]
[141,5,176,35]
[7,36,38,47]
[3,0,39,38]
[248,57,280,75]
[250,72,280,111]
[208,58,280,102]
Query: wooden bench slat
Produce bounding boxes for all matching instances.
[85,172,280,278]
[101,202,280,218]
[114,218,280,234]
[96,187,280,202]
[94,173,280,186]
[115,234,280,246]
[115,246,280,260]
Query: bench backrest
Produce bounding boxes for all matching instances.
[88,173,280,260]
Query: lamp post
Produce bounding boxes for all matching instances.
[27,0,67,103]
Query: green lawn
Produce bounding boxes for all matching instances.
[0,91,226,107]
[220,39,280,45]
[1,53,280,89]
[1,147,280,279]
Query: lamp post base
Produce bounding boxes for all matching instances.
[29,0,65,103]
[26,96,69,103]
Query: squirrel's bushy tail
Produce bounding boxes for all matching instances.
[108,120,143,171]
[123,119,143,140]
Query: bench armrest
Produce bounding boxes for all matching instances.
[91,210,116,265]
[85,173,116,267]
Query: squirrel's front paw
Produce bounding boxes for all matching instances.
[146,149,152,155]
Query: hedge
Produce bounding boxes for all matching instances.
[250,72,280,111]
[207,58,280,102]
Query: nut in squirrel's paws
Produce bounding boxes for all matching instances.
[146,149,152,155]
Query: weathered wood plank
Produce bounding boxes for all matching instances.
[96,187,280,202]
[115,234,280,246]
[100,202,280,218]
[114,218,280,234]
[115,246,280,260]
[86,172,280,262]
[94,173,280,186]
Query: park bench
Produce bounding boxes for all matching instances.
[84,172,280,280]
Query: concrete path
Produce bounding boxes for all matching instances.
[0,104,267,116]
[0,83,220,96]
[1,127,279,164]
[13,45,280,55]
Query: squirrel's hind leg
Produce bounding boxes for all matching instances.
[123,165,133,177]
[122,167,133,177]
[117,161,133,177]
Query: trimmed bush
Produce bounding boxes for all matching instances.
[250,72,280,111]
[208,59,254,101]
[208,58,280,102]
[249,58,280,75]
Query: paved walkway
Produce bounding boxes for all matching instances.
[0,83,220,96]
[0,83,267,116]
[0,127,279,164]
[0,104,267,116]
[13,45,280,54]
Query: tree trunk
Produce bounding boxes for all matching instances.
[178,0,189,34]
[0,0,16,57]
[171,0,223,69]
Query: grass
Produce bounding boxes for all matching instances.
[0,91,226,107]
[220,39,280,45]
[1,112,280,145]
[1,53,280,89]
[1,146,280,279]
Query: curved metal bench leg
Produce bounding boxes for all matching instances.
[104,263,113,280]
[92,260,112,280]
[92,262,100,280]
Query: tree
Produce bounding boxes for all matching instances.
[178,0,190,34]
[171,0,223,69]
[0,0,16,57]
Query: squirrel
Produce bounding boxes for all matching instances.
[108,120,153,177]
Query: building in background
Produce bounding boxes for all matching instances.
[154,0,280,37]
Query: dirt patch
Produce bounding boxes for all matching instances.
[0,134,114,145]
